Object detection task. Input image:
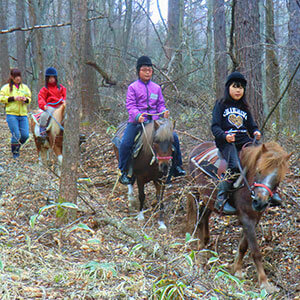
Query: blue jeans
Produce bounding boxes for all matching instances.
[6,114,29,145]
[118,122,183,172]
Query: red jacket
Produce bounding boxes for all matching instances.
[38,82,67,110]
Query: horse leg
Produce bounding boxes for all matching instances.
[240,216,279,293]
[136,179,145,221]
[154,181,166,230]
[127,184,138,213]
[232,232,248,278]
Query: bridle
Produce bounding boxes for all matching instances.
[140,113,173,165]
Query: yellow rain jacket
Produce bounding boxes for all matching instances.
[0,83,31,116]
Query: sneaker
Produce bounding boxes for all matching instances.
[119,173,132,185]
[173,166,186,177]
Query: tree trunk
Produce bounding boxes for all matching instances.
[28,0,45,90]
[234,0,263,126]
[0,0,10,84]
[81,8,100,123]
[167,0,184,83]
[287,0,300,131]
[16,0,26,82]
[265,0,280,134]
[59,0,87,213]
[213,0,227,99]
[122,0,132,58]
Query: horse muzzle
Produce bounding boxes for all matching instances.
[156,156,172,176]
[251,183,274,212]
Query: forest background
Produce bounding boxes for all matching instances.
[0,0,299,299]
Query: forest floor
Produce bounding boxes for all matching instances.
[0,112,299,299]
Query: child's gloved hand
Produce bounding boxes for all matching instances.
[163,110,169,118]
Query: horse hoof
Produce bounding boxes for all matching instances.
[260,281,279,294]
[158,221,167,230]
[137,211,144,221]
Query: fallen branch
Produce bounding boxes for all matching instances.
[95,215,168,260]
[86,61,117,86]
[0,15,105,34]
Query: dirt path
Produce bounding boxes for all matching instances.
[0,114,299,299]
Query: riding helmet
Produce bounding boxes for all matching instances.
[225,71,247,87]
[45,67,58,77]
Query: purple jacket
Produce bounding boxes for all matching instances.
[126,79,167,123]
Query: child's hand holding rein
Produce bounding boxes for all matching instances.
[253,131,261,140]
[226,133,236,143]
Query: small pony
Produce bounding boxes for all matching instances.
[30,103,65,168]
[113,119,174,229]
[187,141,291,292]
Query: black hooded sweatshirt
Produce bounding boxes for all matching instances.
[211,98,259,149]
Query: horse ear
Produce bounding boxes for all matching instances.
[261,144,268,153]
[172,119,176,130]
[154,120,160,130]
[285,152,293,161]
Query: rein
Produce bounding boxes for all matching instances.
[232,137,275,198]
[46,109,64,131]
[140,114,173,165]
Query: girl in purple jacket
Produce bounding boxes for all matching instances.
[118,56,185,185]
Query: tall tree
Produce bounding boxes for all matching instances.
[167,0,184,81]
[16,0,26,82]
[287,0,300,129]
[59,0,87,210]
[81,8,100,123]
[123,0,132,58]
[0,0,10,84]
[213,0,227,98]
[234,0,263,126]
[265,0,280,131]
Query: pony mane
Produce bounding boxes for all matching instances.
[141,119,173,156]
[241,141,289,182]
[49,104,65,137]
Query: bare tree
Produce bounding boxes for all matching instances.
[59,0,87,211]
[287,0,300,130]
[167,0,184,81]
[265,0,280,133]
[0,0,10,84]
[234,0,263,126]
[16,0,26,82]
[213,0,227,98]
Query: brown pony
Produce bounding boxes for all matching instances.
[187,141,291,293]
[30,103,65,168]
[113,119,174,229]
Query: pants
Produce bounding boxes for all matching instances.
[118,122,183,172]
[6,114,29,145]
[39,107,56,127]
[219,140,252,175]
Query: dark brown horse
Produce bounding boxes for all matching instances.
[113,119,174,229]
[187,141,291,292]
[30,103,65,170]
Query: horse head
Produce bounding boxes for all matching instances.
[142,119,174,176]
[241,142,292,212]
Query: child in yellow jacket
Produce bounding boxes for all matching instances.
[0,69,31,158]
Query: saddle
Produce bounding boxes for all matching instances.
[190,142,227,180]
[31,110,45,138]
[190,142,244,189]
[112,122,144,177]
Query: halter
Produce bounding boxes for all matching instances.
[252,183,274,197]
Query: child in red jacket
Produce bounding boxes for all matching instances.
[38,67,66,137]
